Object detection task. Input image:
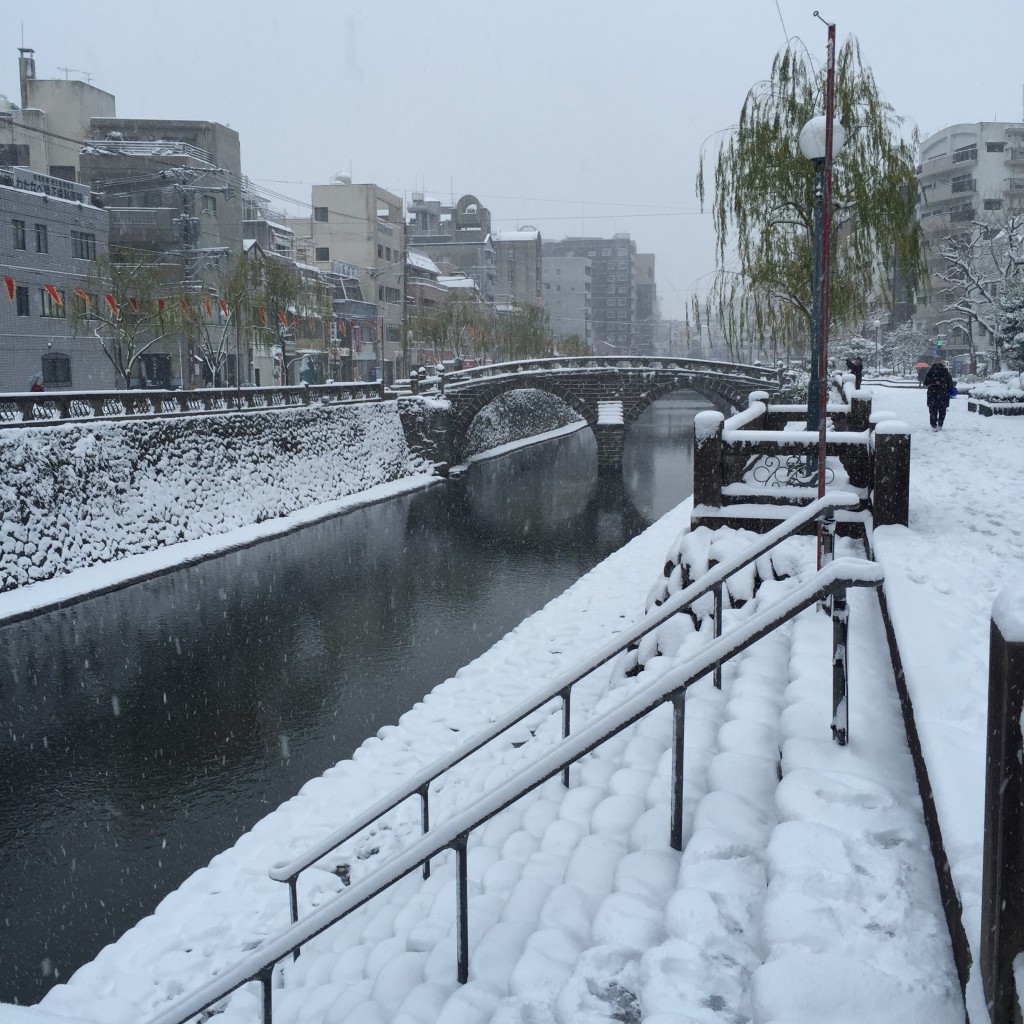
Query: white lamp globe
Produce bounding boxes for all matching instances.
[799,115,847,161]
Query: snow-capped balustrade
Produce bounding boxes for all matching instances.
[691,382,910,532]
[0,381,388,426]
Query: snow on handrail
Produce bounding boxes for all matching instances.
[268,491,860,886]
[144,555,883,1024]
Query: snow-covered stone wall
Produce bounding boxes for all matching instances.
[0,403,419,593]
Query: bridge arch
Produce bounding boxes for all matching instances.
[435,358,779,472]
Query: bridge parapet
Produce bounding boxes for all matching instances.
[432,357,783,472]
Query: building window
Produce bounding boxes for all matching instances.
[42,352,72,386]
[35,223,48,253]
[71,230,97,260]
[40,287,65,317]
[201,195,217,215]
[377,244,384,258]
[314,207,329,222]
[12,219,26,250]
[952,145,977,164]
[984,199,1003,211]
[950,205,975,223]
[315,247,330,262]
[384,286,400,303]
[15,285,29,316]
[986,142,1006,153]
[951,174,975,194]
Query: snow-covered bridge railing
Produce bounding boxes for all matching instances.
[399,356,786,472]
[144,496,880,1024]
[0,381,389,426]
[692,376,911,532]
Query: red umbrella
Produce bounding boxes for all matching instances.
[914,361,930,368]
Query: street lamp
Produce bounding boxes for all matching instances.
[799,113,847,439]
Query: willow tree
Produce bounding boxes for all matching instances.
[695,37,925,360]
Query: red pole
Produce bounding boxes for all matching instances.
[816,17,837,567]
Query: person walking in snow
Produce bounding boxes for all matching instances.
[923,358,953,431]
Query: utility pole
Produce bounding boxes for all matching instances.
[402,220,409,380]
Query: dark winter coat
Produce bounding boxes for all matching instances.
[923,362,953,409]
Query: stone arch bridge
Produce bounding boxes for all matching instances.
[427,357,783,472]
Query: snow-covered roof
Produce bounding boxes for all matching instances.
[407,249,441,275]
[438,276,477,290]
[492,229,540,242]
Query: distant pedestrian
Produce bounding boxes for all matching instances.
[923,358,953,431]
[28,372,43,393]
[851,356,863,389]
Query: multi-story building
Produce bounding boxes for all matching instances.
[406,193,498,306]
[542,233,637,354]
[287,176,405,382]
[0,166,110,391]
[541,255,591,349]
[634,253,657,355]
[1,48,116,182]
[492,228,542,309]
[916,121,1024,349]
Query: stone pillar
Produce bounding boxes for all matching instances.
[872,420,910,527]
[693,411,724,509]
[981,587,1024,1024]
[594,424,626,474]
[849,393,873,432]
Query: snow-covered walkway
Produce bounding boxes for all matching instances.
[7,379,1021,1024]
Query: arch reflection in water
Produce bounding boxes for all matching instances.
[0,393,704,1006]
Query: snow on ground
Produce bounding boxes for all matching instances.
[2,379,1018,1024]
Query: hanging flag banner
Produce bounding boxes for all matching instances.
[180,298,190,315]
[218,298,228,316]
[202,299,213,318]
[258,306,267,325]
[3,277,15,302]
[157,299,166,313]
[337,320,347,337]
[276,311,288,326]
[73,289,91,305]
[44,285,64,307]
[129,297,139,313]
[104,294,119,316]
[292,314,300,330]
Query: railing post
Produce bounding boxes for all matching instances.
[693,411,724,509]
[670,691,686,851]
[454,832,470,984]
[712,581,723,689]
[561,687,571,788]
[831,585,849,746]
[258,965,275,1024]
[981,587,1024,1024]
[419,783,431,879]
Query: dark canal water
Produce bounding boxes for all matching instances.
[0,395,702,1006]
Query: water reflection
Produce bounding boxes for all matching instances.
[0,394,704,1005]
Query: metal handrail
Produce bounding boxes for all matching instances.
[145,554,882,1024]
[268,492,859,907]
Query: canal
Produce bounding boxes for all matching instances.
[0,395,702,1006]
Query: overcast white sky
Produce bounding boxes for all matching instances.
[7,0,1024,319]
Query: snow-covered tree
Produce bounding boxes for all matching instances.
[933,209,1024,369]
[71,250,181,388]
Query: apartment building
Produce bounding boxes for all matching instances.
[492,228,542,309]
[288,176,405,381]
[0,48,116,182]
[916,121,1024,346]
[0,167,110,391]
[542,234,637,355]
[541,255,591,348]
